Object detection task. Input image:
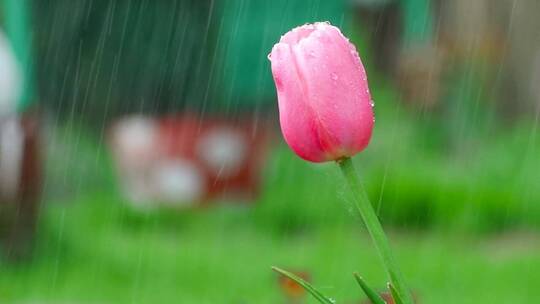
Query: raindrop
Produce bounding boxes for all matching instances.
[331,73,339,81]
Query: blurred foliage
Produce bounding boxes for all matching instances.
[42,79,540,234]
[255,80,540,233]
[2,189,540,303]
[3,49,538,303]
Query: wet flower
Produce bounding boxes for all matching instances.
[269,22,374,162]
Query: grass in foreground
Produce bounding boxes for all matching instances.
[1,195,539,304]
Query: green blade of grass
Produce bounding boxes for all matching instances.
[272,266,335,304]
[388,283,405,304]
[353,273,386,304]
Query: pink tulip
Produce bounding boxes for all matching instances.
[269,22,374,162]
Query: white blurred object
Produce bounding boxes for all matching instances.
[112,115,157,168]
[109,115,267,208]
[110,116,158,205]
[197,128,247,179]
[0,30,22,116]
[151,159,204,206]
[0,117,23,200]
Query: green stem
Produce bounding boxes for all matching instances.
[338,157,414,304]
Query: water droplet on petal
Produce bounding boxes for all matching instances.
[331,73,339,81]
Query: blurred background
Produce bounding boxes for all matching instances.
[1,0,540,303]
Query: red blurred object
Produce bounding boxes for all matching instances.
[109,114,269,208]
[0,112,42,260]
[277,270,311,300]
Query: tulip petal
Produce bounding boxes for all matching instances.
[270,42,327,162]
[280,24,317,46]
[295,23,373,159]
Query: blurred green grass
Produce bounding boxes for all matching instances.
[1,195,540,303]
[1,99,540,302]
[2,79,540,302]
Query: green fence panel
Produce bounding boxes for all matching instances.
[3,0,34,111]
[214,0,347,109]
[402,0,433,47]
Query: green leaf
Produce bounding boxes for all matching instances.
[272,266,335,304]
[353,273,386,304]
[388,283,405,304]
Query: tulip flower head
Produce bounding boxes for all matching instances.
[269,22,374,162]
